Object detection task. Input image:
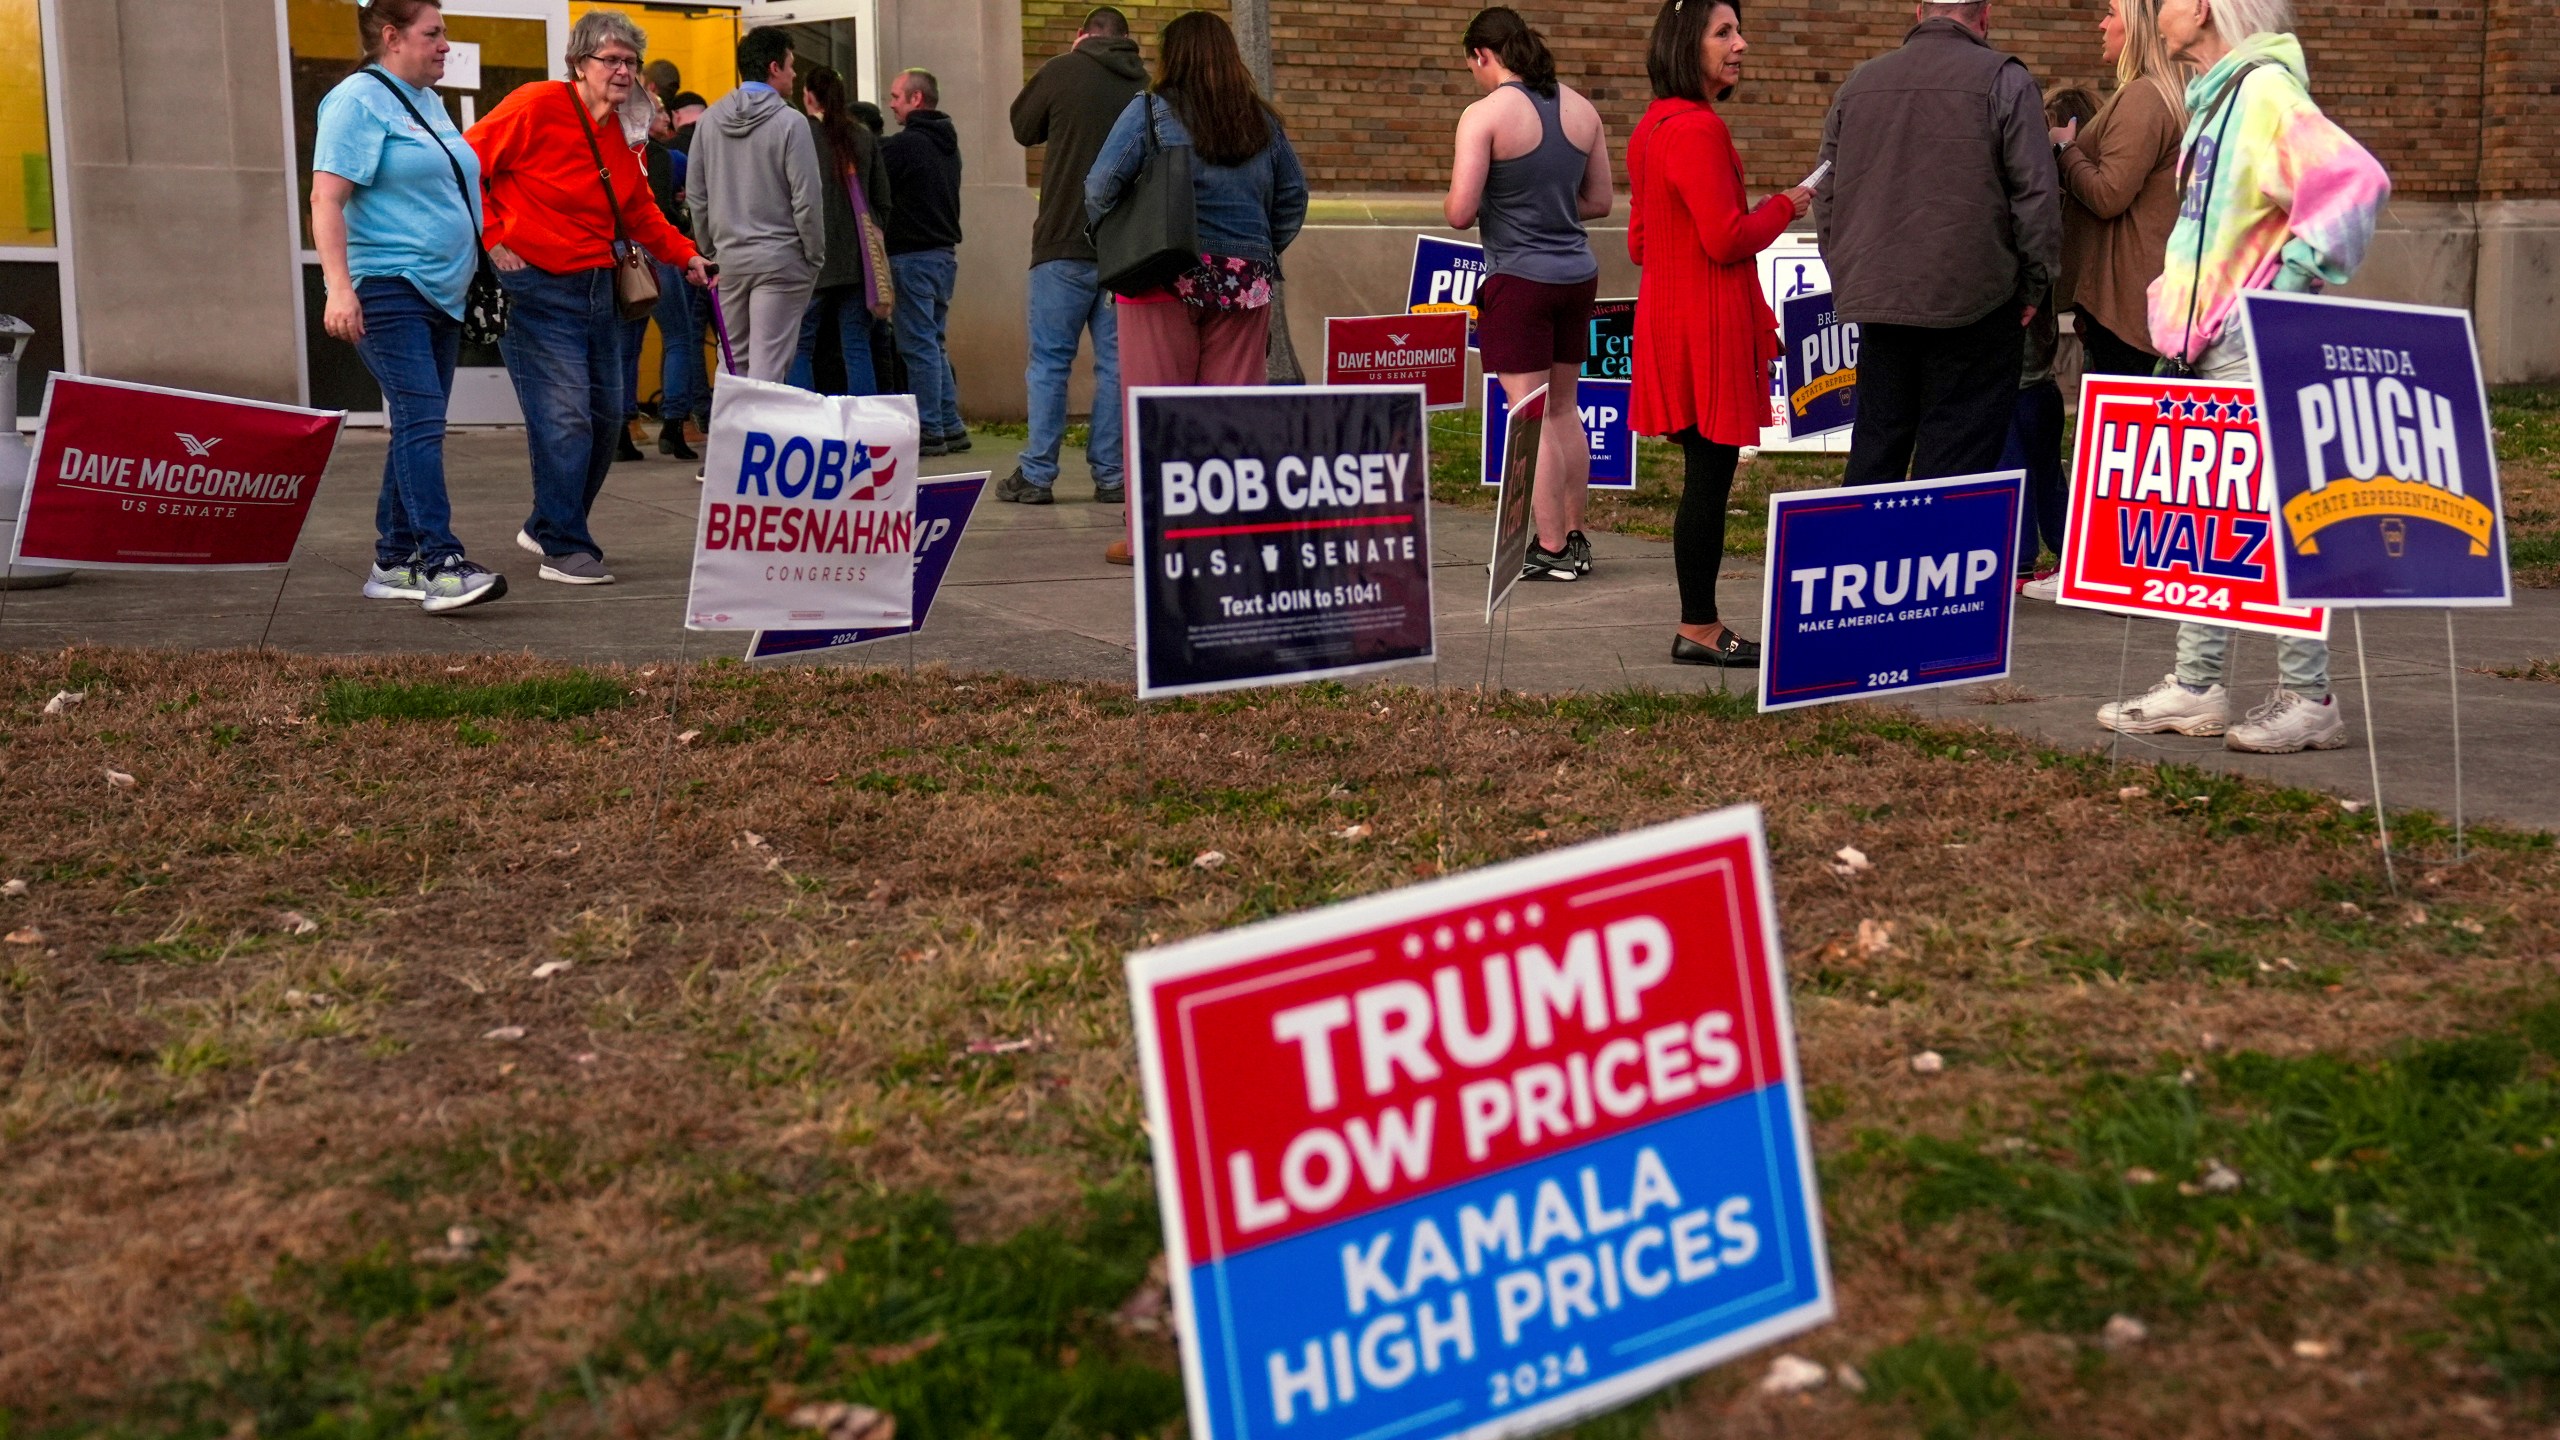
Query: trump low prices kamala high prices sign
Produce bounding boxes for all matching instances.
[746,473,986,661]
[1128,805,1832,1440]
[2239,292,2510,607]
[1130,386,1436,698]
[2057,376,2326,638]
[13,375,343,570]
[1760,471,2024,712]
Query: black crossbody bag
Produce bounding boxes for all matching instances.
[363,68,510,345]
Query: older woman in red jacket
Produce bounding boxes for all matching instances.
[1629,0,1808,668]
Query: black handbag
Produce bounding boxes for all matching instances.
[363,68,509,346]
[1092,93,1199,297]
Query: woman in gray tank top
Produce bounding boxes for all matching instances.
[1446,7,1614,582]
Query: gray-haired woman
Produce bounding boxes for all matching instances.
[466,10,709,586]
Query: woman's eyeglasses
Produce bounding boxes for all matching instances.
[583,53,641,72]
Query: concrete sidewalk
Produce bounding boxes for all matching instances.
[7,427,2555,830]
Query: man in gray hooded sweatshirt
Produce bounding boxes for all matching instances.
[687,29,825,383]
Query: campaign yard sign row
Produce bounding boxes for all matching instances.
[13,375,342,570]
[2241,292,2510,608]
[1127,805,1831,1440]
[1130,387,1436,698]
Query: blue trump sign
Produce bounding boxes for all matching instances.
[1481,375,1634,491]
[1759,472,2024,712]
[2238,292,2510,607]
[747,473,986,660]
[1407,236,1489,349]
[1779,291,1857,440]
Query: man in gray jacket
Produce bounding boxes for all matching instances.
[1815,0,2059,485]
[687,29,825,384]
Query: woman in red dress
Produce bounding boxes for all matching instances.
[1629,0,1809,667]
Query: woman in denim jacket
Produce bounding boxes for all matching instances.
[1085,9,1308,565]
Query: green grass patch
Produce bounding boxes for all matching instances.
[317,672,632,725]
[1895,1014,2560,1388]
[2492,386,2560,467]
[1860,1336,2026,1440]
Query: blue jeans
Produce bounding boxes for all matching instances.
[622,260,705,424]
[788,286,880,395]
[1019,258,1121,489]
[497,264,624,560]
[2001,378,2066,564]
[890,248,962,437]
[353,277,463,569]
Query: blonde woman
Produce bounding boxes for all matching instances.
[2051,0,2186,375]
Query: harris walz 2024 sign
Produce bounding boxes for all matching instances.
[1130,387,1436,698]
[2240,292,2509,607]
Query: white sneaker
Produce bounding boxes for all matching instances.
[2225,689,2348,753]
[362,561,425,600]
[2097,674,2229,736]
[515,528,544,558]
[2022,572,2062,601]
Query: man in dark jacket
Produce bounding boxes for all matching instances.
[1000,7,1147,504]
[1815,0,2059,485]
[884,68,968,456]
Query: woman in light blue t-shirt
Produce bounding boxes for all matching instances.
[311,0,504,613]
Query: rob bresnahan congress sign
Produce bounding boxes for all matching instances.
[2239,292,2510,607]
[1129,805,1832,1440]
[688,377,917,632]
[13,375,342,570]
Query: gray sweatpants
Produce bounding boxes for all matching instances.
[715,269,816,384]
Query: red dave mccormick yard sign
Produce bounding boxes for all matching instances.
[2058,376,2326,638]
[13,375,342,570]
[688,375,917,631]
[1127,806,1832,1440]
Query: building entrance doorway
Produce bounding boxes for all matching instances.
[740,1,883,105]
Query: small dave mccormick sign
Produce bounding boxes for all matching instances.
[1128,805,1832,1440]
[2239,292,2510,607]
[688,376,917,631]
[13,375,342,569]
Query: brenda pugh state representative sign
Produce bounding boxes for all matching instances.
[2239,292,2510,607]
[1760,471,2023,711]
[1408,236,1489,348]
[1778,292,1856,441]
[1127,805,1831,1440]
[688,377,917,631]
[1130,386,1434,698]
[2058,376,2325,638]
[13,375,342,570]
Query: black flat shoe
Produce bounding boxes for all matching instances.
[615,430,646,463]
[657,420,698,462]
[1672,631,1762,668]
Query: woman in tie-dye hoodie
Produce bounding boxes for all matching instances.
[2098,0,2389,756]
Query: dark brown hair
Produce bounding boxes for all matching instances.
[1157,12,1276,167]
[1462,8,1558,100]
[803,65,867,186]
[356,0,441,65]
[1646,0,1743,103]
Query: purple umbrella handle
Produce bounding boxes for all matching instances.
[705,279,739,376]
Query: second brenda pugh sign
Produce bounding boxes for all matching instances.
[2058,376,2326,638]
[1129,805,1831,1440]
[1130,387,1435,698]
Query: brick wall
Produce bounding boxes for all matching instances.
[1017,0,1224,187]
[1026,0,2556,202]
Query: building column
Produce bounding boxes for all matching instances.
[879,0,1037,420]
[56,0,304,404]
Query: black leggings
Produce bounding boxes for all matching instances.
[2075,308,2156,377]
[1670,429,1741,626]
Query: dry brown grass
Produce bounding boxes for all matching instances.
[1,648,2554,1436]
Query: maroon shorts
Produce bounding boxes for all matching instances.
[1475,273,1600,375]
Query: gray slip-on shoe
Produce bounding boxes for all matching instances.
[537,551,615,586]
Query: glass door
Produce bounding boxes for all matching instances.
[739,0,882,105]
[284,0,569,424]
[2,0,74,427]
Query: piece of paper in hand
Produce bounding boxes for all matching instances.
[1799,159,1831,190]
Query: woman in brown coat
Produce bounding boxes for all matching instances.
[2052,0,2187,375]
